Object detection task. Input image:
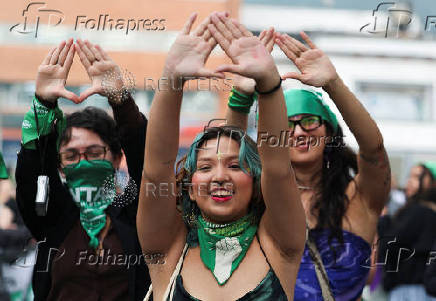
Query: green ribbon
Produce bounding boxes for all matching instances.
[228,88,257,114]
[63,159,115,249]
[21,96,66,150]
[197,214,257,285]
[0,152,8,179]
[284,89,339,134]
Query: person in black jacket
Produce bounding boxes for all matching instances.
[381,188,436,301]
[15,38,150,301]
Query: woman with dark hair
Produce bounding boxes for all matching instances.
[405,162,436,200]
[226,30,391,300]
[137,12,306,300]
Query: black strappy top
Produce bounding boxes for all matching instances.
[169,235,288,300]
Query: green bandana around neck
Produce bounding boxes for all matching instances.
[0,152,8,179]
[63,159,115,249]
[197,214,257,285]
[22,97,66,150]
[284,89,339,134]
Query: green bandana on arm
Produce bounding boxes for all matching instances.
[228,88,258,114]
[21,96,66,150]
[63,159,116,249]
[0,152,8,179]
[197,214,257,285]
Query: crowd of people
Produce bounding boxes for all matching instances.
[1,11,435,301]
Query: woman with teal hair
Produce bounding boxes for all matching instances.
[226,30,391,300]
[137,12,306,300]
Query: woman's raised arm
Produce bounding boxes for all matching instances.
[137,13,224,253]
[276,32,390,214]
[209,15,306,258]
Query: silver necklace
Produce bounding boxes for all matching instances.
[297,184,314,190]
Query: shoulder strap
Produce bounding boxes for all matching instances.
[306,225,335,301]
[143,243,189,301]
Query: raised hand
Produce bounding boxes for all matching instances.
[208,14,278,90]
[275,32,338,87]
[35,38,79,103]
[232,27,276,95]
[163,13,224,80]
[75,39,123,102]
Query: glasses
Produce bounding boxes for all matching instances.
[288,115,322,134]
[59,145,107,166]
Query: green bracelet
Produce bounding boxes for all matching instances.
[228,88,257,114]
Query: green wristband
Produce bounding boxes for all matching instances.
[0,152,8,179]
[228,88,257,114]
[22,96,66,150]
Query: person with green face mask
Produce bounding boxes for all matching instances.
[15,39,150,301]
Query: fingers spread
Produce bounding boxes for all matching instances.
[300,31,317,49]
[181,12,197,35]
[77,39,96,63]
[218,14,242,39]
[275,36,297,61]
[231,19,252,37]
[211,13,233,42]
[193,13,212,37]
[284,34,308,53]
[58,38,73,66]
[208,23,230,53]
[261,28,275,53]
[49,40,66,65]
[42,47,57,65]
[85,40,103,61]
[75,42,91,69]
[95,45,110,61]
[63,42,76,71]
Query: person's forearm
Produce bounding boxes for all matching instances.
[225,107,248,131]
[257,78,292,175]
[110,93,143,130]
[324,77,384,153]
[143,86,183,179]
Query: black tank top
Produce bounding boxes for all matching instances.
[169,234,287,300]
